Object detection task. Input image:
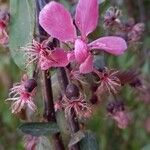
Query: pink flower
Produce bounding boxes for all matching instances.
[0,18,8,45]
[6,75,37,113]
[23,39,69,70]
[103,7,121,28]
[112,111,130,129]
[0,8,9,45]
[62,93,92,119]
[94,68,121,94]
[128,23,145,42]
[39,0,127,73]
[24,135,39,150]
[107,100,130,129]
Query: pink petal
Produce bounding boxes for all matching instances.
[50,48,69,67]
[75,0,98,38]
[39,55,52,70]
[74,39,88,63]
[27,100,37,112]
[79,55,93,74]
[39,48,69,70]
[89,36,127,55]
[0,27,9,45]
[39,1,77,42]
[67,51,75,62]
[113,111,129,129]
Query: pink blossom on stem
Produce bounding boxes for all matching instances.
[39,0,127,74]
[22,39,69,70]
[94,68,121,94]
[62,93,92,119]
[5,75,37,114]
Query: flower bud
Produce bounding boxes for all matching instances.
[129,78,142,88]
[65,83,79,99]
[103,7,121,28]
[90,94,98,104]
[24,79,37,92]
[107,100,124,114]
[128,23,145,42]
[133,23,145,33]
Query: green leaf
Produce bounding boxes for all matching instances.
[142,144,150,150]
[80,131,99,150]
[19,122,60,136]
[68,130,85,148]
[9,0,35,70]
[142,59,150,75]
[56,111,69,134]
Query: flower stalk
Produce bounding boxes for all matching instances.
[57,68,80,150]
[36,0,65,149]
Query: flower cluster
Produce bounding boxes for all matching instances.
[19,0,128,124]
[39,0,127,74]
[7,0,131,132]
[103,7,145,43]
